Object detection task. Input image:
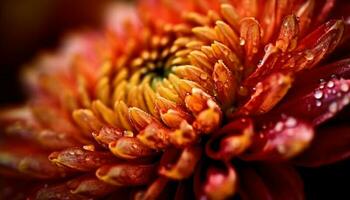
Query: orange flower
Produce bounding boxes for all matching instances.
[1,0,350,199]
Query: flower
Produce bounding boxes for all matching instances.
[1,0,350,199]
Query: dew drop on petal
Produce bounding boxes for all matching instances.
[314,90,323,99]
[327,81,335,88]
[340,82,349,92]
[200,73,208,80]
[344,96,350,104]
[328,102,338,113]
[304,50,314,61]
[316,100,322,107]
[239,38,246,46]
[274,122,284,132]
[285,117,297,127]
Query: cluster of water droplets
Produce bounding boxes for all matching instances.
[313,76,350,113]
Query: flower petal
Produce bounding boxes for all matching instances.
[66,174,117,198]
[244,20,344,87]
[238,73,293,115]
[96,163,157,186]
[35,184,86,200]
[159,146,201,180]
[0,140,64,179]
[274,78,350,125]
[206,117,253,160]
[239,163,304,200]
[92,126,123,148]
[109,136,156,160]
[294,124,350,167]
[242,115,314,160]
[194,161,237,200]
[49,147,117,172]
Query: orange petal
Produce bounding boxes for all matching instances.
[109,137,156,160]
[212,60,237,109]
[206,117,253,160]
[49,147,117,172]
[238,73,293,115]
[96,164,157,186]
[159,146,202,180]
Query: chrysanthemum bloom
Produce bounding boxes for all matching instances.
[1,0,350,199]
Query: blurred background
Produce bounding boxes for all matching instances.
[0,0,349,199]
[0,0,116,105]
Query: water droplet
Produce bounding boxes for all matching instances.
[200,73,208,80]
[342,96,350,105]
[328,102,338,113]
[264,44,270,52]
[75,149,84,155]
[304,50,314,61]
[132,144,138,149]
[58,133,65,139]
[316,100,322,107]
[252,47,258,53]
[314,90,323,99]
[239,38,246,46]
[285,117,297,127]
[340,83,349,92]
[320,79,325,83]
[327,81,335,88]
[274,122,284,132]
[277,144,286,154]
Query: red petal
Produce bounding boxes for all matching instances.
[274,78,350,126]
[238,167,272,200]
[66,174,117,198]
[206,117,253,160]
[238,72,293,115]
[0,139,64,179]
[239,163,304,200]
[194,161,237,200]
[242,115,314,161]
[294,124,350,167]
[244,20,344,87]
[35,184,86,200]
